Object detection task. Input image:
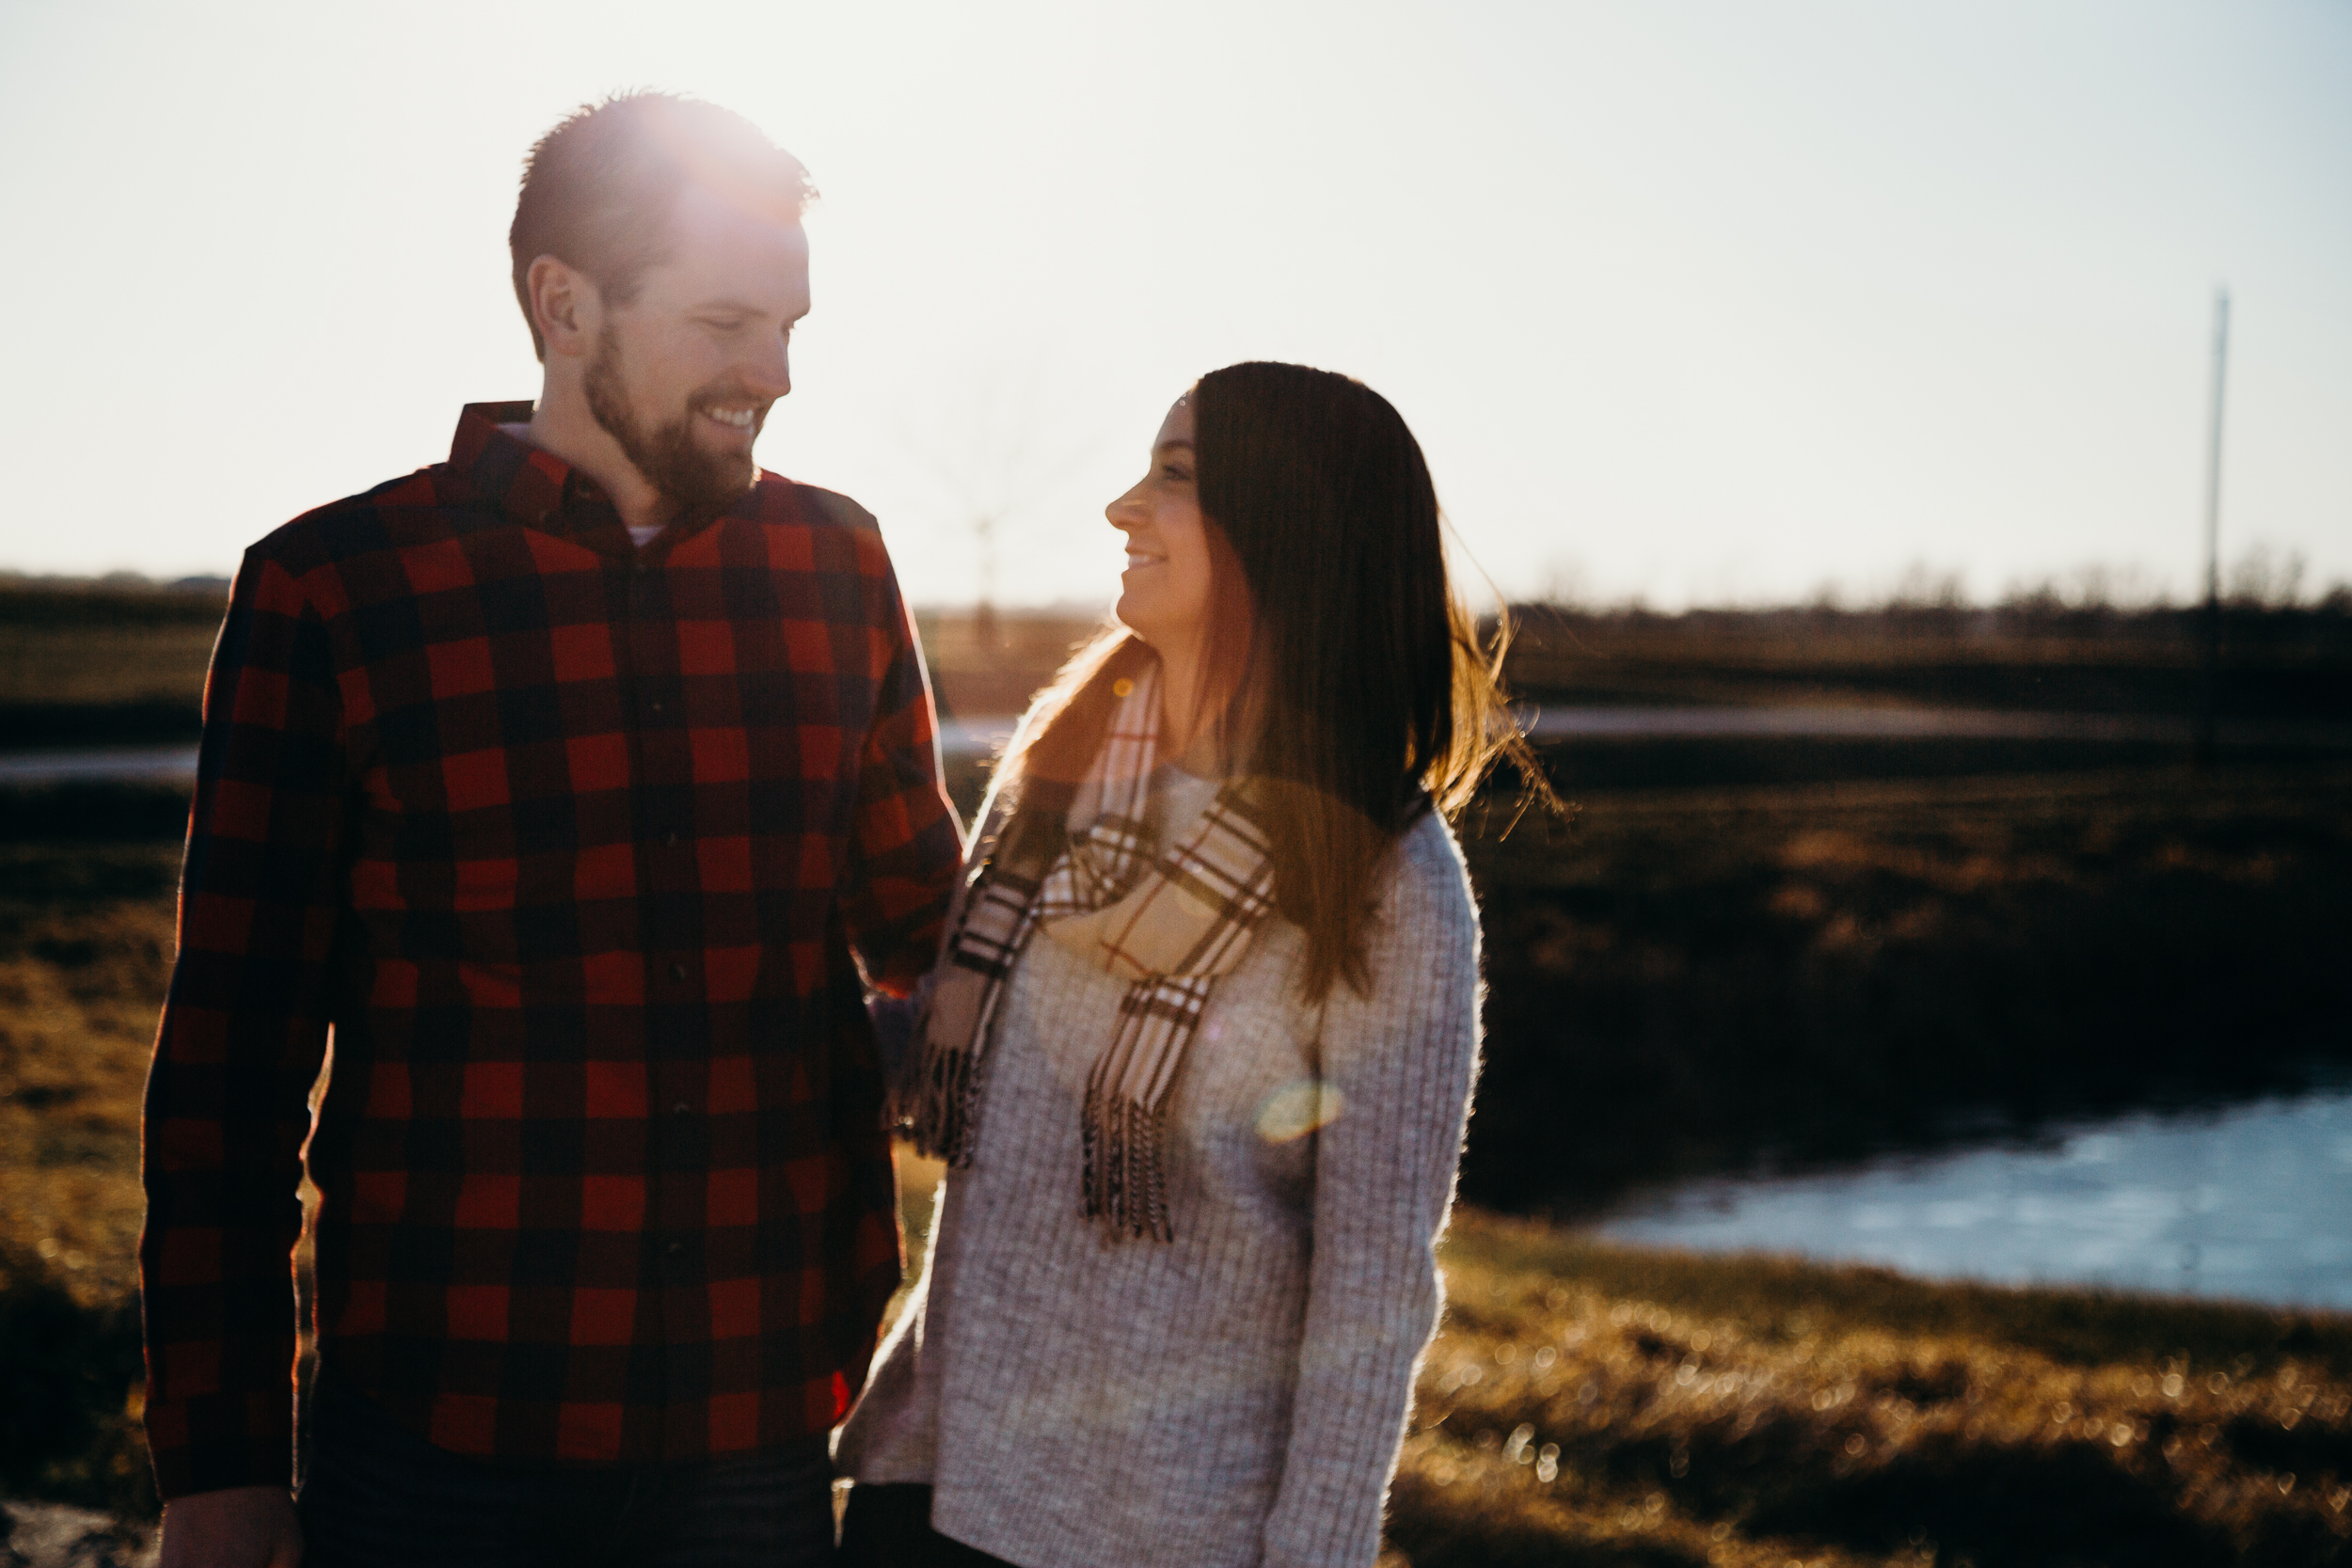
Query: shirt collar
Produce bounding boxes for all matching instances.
[450,402,577,529]
[446,401,747,555]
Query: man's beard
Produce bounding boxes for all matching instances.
[583,325,759,519]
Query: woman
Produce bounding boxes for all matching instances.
[836,362,1533,1568]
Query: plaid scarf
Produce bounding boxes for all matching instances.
[901,663,1278,1241]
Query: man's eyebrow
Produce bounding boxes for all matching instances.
[691,297,767,315]
[1154,439,1196,454]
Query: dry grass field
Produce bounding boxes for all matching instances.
[8,837,2348,1564]
[879,1157,2352,1567]
[1388,1213,2352,1567]
[7,589,2351,1562]
[0,624,217,714]
[0,844,176,1520]
[0,583,221,749]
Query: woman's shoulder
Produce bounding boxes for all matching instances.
[1326,809,1480,1038]
[1375,808,1479,945]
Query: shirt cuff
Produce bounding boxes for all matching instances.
[145,1389,297,1501]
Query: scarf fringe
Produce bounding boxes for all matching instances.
[1081,1083,1174,1243]
[903,1033,982,1167]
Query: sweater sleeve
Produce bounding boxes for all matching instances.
[1261,816,1482,1568]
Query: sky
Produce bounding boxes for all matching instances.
[2,0,2347,610]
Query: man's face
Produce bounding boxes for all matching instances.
[583,182,811,515]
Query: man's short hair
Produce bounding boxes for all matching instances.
[510,91,815,360]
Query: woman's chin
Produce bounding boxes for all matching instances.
[1112,595,1152,643]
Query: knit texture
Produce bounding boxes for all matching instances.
[836,768,1483,1568]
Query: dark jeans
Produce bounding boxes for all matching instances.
[837,1484,1013,1568]
[297,1374,834,1568]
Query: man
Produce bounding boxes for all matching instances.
[141,93,964,1567]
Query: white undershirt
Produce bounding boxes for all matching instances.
[627,524,663,549]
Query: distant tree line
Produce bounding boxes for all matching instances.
[9,565,2350,651]
[1504,595,2352,654]
[0,574,230,627]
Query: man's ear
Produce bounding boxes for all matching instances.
[528,256,599,360]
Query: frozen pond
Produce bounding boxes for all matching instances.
[0,745,200,784]
[1597,1082,2352,1310]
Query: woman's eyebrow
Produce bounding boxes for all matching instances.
[1155,440,1197,455]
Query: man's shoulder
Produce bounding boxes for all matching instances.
[245,464,466,574]
[755,473,879,534]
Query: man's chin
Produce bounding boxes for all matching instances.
[692,455,758,504]
[642,440,757,518]
[681,428,757,484]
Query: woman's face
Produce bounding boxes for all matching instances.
[1105,397,1213,651]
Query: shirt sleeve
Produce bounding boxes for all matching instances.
[843,553,965,998]
[1261,817,1483,1568]
[139,546,351,1499]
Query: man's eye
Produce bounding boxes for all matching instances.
[701,318,747,332]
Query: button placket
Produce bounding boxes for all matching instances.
[621,550,694,1293]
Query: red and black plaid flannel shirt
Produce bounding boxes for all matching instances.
[140,403,963,1497]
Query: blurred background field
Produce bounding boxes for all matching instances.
[4,579,2351,1564]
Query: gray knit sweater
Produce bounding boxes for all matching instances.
[835,768,1482,1568]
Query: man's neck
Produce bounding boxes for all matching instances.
[504,386,675,533]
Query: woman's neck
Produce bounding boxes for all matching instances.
[1155,637,1238,777]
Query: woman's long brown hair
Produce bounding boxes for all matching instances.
[993,361,1543,1001]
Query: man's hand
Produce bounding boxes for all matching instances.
[158,1484,302,1568]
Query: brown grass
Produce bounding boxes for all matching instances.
[0,845,176,1515]
[7,818,2349,1562]
[1385,1212,2351,1567]
[0,847,173,1306]
[0,624,218,712]
[876,1161,2352,1566]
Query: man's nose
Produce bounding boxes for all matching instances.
[744,339,792,399]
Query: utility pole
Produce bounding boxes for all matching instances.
[2193,289,2229,769]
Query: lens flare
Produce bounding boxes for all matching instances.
[1256,1080,1343,1144]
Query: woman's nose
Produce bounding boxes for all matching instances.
[1105,481,1145,529]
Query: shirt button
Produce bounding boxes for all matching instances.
[649,701,664,715]
[664,830,679,847]
[666,1242,684,1258]
[672,1101,691,1118]
[670,962,687,982]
